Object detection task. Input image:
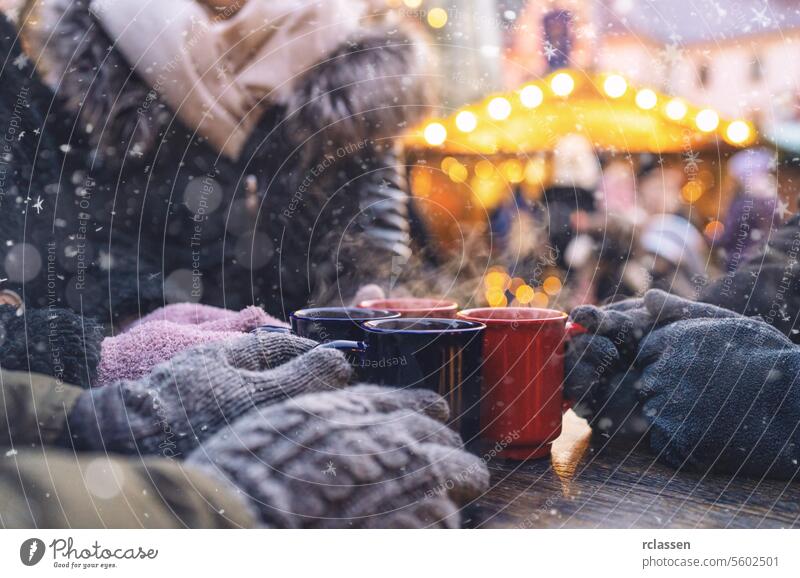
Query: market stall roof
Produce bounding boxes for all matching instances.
[405,70,757,156]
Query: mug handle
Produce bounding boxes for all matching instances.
[251,324,292,334]
[565,321,587,337]
[317,340,367,356]
[318,340,368,371]
[562,321,587,412]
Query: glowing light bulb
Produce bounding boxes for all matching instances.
[448,161,468,183]
[681,181,704,203]
[695,108,720,132]
[603,74,627,98]
[484,270,510,289]
[486,288,508,308]
[455,110,477,133]
[704,220,725,240]
[531,292,549,308]
[665,98,688,120]
[500,159,524,183]
[550,72,575,97]
[726,120,751,144]
[635,88,658,110]
[440,156,458,172]
[427,7,448,28]
[423,122,447,146]
[515,284,535,304]
[487,97,512,120]
[520,84,544,108]
[542,276,562,295]
[474,160,495,179]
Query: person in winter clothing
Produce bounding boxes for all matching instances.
[0,368,253,527]
[564,289,800,480]
[540,134,601,270]
[1,366,489,527]
[10,0,430,326]
[700,212,800,343]
[718,148,780,268]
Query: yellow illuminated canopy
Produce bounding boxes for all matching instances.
[407,70,757,155]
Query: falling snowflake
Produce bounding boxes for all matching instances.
[5,6,20,23]
[751,5,772,28]
[775,198,792,219]
[660,43,683,67]
[683,150,703,171]
[542,41,558,61]
[323,461,337,476]
[12,52,28,70]
[214,63,232,80]
[32,196,44,215]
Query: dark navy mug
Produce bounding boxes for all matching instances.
[326,318,486,444]
[288,307,400,342]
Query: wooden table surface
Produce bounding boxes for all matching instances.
[470,412,800,528]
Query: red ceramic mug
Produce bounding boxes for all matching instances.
[358,298,459,318]
[456,307,585,460]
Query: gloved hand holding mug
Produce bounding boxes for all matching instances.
[187,385,490,528]
[565,289,740,424]
[60,332,352,457]
[631,316,800,479]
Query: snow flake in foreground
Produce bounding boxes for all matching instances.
[775,198,792,220]
[84,458,125,500]
[323,461,337,476]
[12,52,28,69]
[751,5,773,28]
[542,41,558,61]
[3,243,42,283]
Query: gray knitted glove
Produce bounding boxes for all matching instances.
[61,333,352,457]
[187,385,490,528]
[566,289,741,421]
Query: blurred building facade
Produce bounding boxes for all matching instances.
[422,0,800,124]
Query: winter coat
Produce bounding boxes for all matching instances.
[9,1,431,325]
[0,10,163,321]
[0,369,256,528]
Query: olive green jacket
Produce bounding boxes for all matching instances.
[0,370,256,528]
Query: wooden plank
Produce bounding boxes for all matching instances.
[470,411,800,528]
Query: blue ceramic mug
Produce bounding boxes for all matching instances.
[254,307,400,342]
[324,318,486,443]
